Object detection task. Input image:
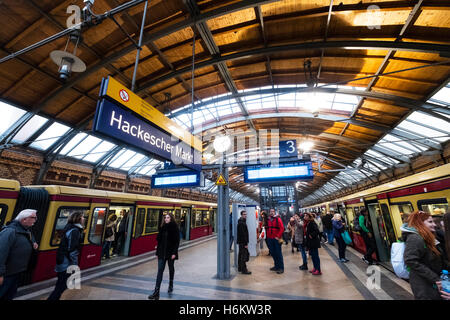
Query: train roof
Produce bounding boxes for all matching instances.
[0,178,20,191]
[26,184,216,207]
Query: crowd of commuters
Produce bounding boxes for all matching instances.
[1,205,449,301]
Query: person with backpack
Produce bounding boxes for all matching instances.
[148,213,180,300]
[0,209,39,300]
[101,214,117,260]
[47,211,85,300]
[266,208,284,274]
[332,214,349,263]
[305,213,322,275]
[359,208,377,265]
[402,211,449,300]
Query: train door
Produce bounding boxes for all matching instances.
[84,204,109,269]
[181,207,190,241]
[108,204,135,257]
[366,201,396,263]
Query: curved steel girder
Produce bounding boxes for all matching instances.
[193,111,391,134]
[30,0,277,113]
[170,86,449,123]
[138,40,450,92]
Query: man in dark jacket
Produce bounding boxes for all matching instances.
[359,208,377,265]
[322,212,334,245]
[237,211,251,275]
[0,209,38,300]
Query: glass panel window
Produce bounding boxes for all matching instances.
[195,210,202,227]
[11,114,48,144]
[0,102,27,137]
[202,210,210,225]
[52,207,89,247]
[145,209,159,234]
[109,149,136,168]
[68,135,102,159]
[83,140,116,163]
[418,199,448,215]
[30,122,71,151]
[134,208,146,239]
[88,207,107,245]
[119,153,146,171]
[58,133,87,155]
[398,121,449,143]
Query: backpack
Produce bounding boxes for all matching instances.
[353,214,362,232]
[391,241,410,279]
[105,226,114,238]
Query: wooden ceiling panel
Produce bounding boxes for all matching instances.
[414,9,450,28]
[206,7,256,31]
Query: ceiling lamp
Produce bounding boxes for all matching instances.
[213,135,231,153]
[299,141,314,153]
[50,31,86,81]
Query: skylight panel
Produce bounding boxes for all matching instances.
[30,122,71,150]
[82,140,116,163]
[120,153,146,171]
[109,149,136,168]
[11,115,48,144]
[428,85,450,105]
[406,111,450,134]
[67,135,102,159]
[58,133,87,155]
[0,102,27,137]
[398,121,449,142]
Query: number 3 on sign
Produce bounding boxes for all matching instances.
[286,140,295,154]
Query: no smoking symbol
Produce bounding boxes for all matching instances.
[119,89,129,102]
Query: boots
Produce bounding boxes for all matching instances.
[148,287,160,300]
[299,264,308,270]
[168,280,173,293]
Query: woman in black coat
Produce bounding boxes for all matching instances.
[148,213,180,300]
[305,213,322,275]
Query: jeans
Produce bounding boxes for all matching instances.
[155,258,175,289]
[267,238,284,271]
[102,241,113,258]
[0,274,20,300]
[325,228,334,244]
[47,271,71,300]
[309,247,321,272]
[114,232,125,255]
[297,243,307,266]
[361,232,376,263]
[335,235,347,260]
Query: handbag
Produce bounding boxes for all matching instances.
[341,230,352,245]
[258,227,266,240]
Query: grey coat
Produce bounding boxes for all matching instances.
[0,220,35,277]
[293,219,304,245]
[402,226,443,300]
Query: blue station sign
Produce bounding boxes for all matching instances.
[93,99,201,171]
[244,161,314,184]
[151,170,204,189]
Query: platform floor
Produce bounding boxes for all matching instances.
[17,236,414,300]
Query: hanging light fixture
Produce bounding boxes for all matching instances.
[303,60,320,117]
[50,30,86,81]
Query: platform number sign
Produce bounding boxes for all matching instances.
[279,140,298,158]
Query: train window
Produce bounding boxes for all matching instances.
[196,210,203,227]
[379,204,397,246]
[191,210,196,229]
[353,207,360,215]
[145,209,159,234]
[390,202,414,224]
[202,211,210,225]
[134,208,146,239]
[88,207,107,246]
[51,207,89,247]
[0,204,7,226]
[418,199,448,215]
[174,209,181,224]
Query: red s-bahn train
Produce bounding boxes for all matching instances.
[0,179,217,284]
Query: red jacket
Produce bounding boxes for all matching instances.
[266,216,284,239]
